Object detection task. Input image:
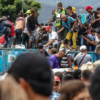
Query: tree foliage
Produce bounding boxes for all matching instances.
[0,0,42,21]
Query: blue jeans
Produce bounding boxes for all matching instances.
[4,27,11,48]
[79,35,87,46]
[8,36,15,48]
[15,29,22,44]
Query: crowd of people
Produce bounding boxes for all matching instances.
[0,2,100,100]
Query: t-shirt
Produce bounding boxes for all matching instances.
[62,17,75,33]
[60,46,71,68]
[39,49,48,57]
[49,55,59,69]
[88,33,97,41]
[49,31,58,45]
[78,26,88,36]
[95,36,100,42]
[89,11,100,28]
[74,53,92,68]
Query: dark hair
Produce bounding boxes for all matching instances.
[55,72,63,82]
[84,22,89,27]
[59,80,87,100]
[74,60,77,66]
[91,28,96,33]
[67,6,72,11]
[19,11,24,17]
[8,53,52,96]
[81,70,93,81]
[97,7,100,11]
[45,23,48,26]
[40,23,44,26]
[48,46,53,50]
[62,74,74,82]
[51,48,57,55]
[73,69,82,79]
[63,39,69,44]
[31,9,36,13]
[90,66,100,100]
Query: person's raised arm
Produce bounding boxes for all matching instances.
[49,13,56,22]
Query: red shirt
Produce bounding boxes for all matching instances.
[0,35,5,44]
[8,20,15,37]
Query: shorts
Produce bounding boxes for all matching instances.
[29,30,39,41]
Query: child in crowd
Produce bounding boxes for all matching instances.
[87,28,97,51]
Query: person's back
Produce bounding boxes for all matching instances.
[75,53,92,68]
[15,17,24,30]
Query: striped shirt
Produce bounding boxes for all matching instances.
[60,46,71,68]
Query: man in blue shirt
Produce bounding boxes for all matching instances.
[57,14,77,50]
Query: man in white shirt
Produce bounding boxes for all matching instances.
[43,26,58,48]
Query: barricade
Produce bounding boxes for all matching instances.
[0,49,99,73]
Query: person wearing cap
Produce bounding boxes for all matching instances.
[86,6,100,32]
[43,26,58,48]
[74,45,92,68]
[72,7,76,13]
[57,14,77,50]
[8,53,53,100]
[49,2,69,40]
[38,43,48,57]
[22,10,31,48]
[53,76,61,93]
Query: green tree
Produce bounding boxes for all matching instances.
[0,0,42,21]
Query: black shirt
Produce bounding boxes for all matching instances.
[40,50,48,57]
[27,16,39,33]
[79,26,88,36]
[89,11,100,28]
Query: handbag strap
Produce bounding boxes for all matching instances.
[79,54,86,67]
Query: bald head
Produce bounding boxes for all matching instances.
[61,14,67,22]
[56,50,65,58]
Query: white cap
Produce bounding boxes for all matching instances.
[80,45,87,51]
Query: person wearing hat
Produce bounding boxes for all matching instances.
[43,26,58,48]
[23,10,31,48]
[8,53,53,100]
[86,6,100,32]
[49,2,69,40]
[38,43,48,57]
[72,7,76,13]
[53,76,61,93]
[74,45,92,68]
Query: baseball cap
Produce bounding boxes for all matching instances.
[57,2,63,6]
[46,26,51,31]
[80,45,87,51]
[54,76,60,82]
[8,53,52,86]
[72,7,76,13]
[38,43,43,48]
[25,10,31,14]
[86,6,93,11]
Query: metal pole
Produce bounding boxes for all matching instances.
[22,0,23,12]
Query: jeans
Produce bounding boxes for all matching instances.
[79,35,87,46]
[23,33,29,49]
[8,36,15,48]
[4,27,11,48]
[15,29,22,44]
